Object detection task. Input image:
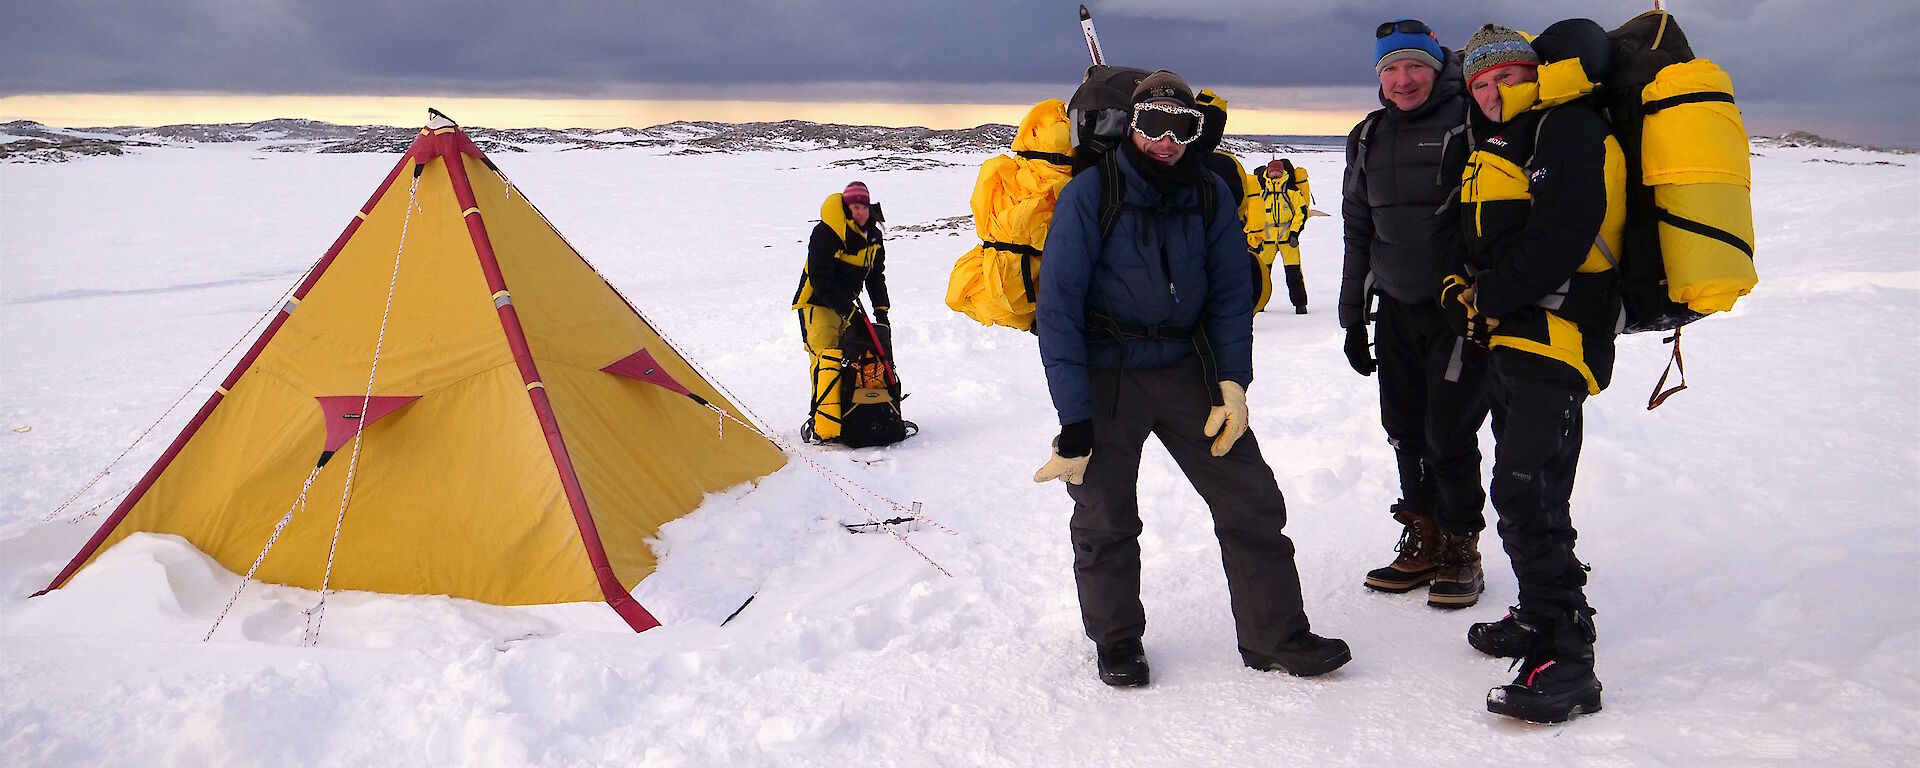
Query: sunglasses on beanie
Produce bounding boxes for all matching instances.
[1130,102,1204,145]
[1376,19,1434,38]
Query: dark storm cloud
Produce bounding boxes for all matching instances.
[4,0,1915,143]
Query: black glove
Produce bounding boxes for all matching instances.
[1439,274,1495,346]
[1056,419,1094,458]
[1343,324,1375,376]
[873,308,889,326]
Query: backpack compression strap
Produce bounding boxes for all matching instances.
[1647,328,1688,409]
[982,240,1044,302]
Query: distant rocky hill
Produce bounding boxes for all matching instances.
[12,119,1910,165]
[1749,130,1916,154]
[1,117,1301,163]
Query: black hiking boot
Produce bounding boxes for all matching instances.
[1243,630,1352,677]
[1293,305,1308,315]
[1427,530,1484,609]
[1469,607,1545,658]
[1364,501,1440,593]
[1096,641,1150,688]
[1487,611,1602,723]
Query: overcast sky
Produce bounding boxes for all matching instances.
[3,0,1914,144]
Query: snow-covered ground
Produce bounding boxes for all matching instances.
[2,136,1915,766]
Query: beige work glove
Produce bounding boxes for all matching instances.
[1033,444,1091,485]
[1034,421,1094,485]
[1203,381,1249,457]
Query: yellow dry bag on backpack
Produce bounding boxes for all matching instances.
[944,100,1074,332]
[1639,58,1755,314]
[1607,10,1757,333]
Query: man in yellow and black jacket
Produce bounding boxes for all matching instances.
[1191,89,1269,312]
[1445,21,1623,724]
[1260,158,1313,314]
[792,181,889,442]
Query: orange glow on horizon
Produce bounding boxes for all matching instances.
[0,93,1366,137]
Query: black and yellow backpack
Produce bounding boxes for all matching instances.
[1600,10,1756,336]
[1531,11,1759,406]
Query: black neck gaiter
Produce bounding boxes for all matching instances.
[1121,140,1206,194]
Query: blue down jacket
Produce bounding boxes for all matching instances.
[1036,149,1255,425]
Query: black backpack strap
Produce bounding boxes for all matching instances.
[1345,113,1379,193]
[1643,91,1733,114]
[983,240,1044,300]
[1097,150,1127,243]
[1015,149,1074,166]
[1657,209,1755,258]
[1198,174,1217,233]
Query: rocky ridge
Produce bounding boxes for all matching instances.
[1,117,1311,162]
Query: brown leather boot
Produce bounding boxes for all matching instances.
[1363,501,1440,592]
[1427,530,1485,608]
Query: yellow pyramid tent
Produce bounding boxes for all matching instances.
[39,111,787,631]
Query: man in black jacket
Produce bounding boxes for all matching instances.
[1340,18,1490,608]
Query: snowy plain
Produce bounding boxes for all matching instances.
[1,132,1916,767]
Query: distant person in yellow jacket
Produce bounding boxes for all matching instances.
[1191,89,1268,316]
[1259,158,1314,314]
[791,181,889,442]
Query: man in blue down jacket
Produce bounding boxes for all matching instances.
[1031,70,1348,689]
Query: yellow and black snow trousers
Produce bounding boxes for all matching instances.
[799,306,848,440]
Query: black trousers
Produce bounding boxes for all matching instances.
[1486,349,1591,615]
[1066,358,1311,660]
[1282,263,1308,310]
[1374,295,1491,534]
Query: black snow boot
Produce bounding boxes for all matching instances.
[1243,630,1352,677]
[1363,501,1440,593]
[1468,606,1546,658]
[1487,610,1603,723]
[1096,640,1150,688]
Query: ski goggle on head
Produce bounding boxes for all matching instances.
[1130,102,1204,145]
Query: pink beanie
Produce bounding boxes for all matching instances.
[842,181,871,205]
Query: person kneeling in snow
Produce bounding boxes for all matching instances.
[1032,70,1349,688]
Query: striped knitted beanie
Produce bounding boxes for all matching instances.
[1463,24,1540,85]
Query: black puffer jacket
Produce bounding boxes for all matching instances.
[1338,48,1472,328]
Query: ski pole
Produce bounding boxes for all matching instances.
[1080,5,1104,65]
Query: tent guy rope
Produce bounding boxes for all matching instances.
[41,253,321,526]
[302,174,420,646]
[204,175,422,644]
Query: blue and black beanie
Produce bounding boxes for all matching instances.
[1375,18,1444,72]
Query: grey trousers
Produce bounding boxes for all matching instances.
[1066,357,1312,660]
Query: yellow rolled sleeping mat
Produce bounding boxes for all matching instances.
[945,100,1075,332]
[1641,59,1756,314]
